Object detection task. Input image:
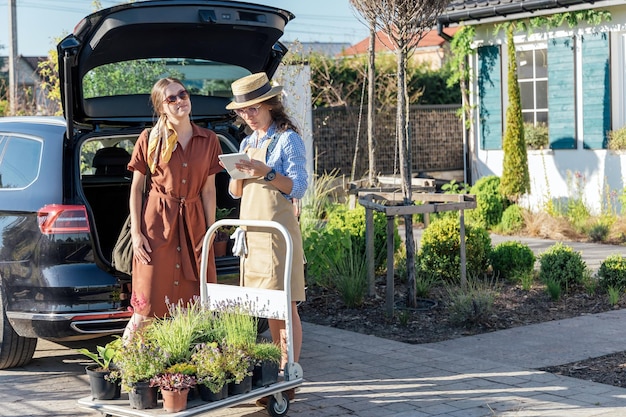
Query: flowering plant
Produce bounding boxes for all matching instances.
[222,344,253,384]
[150,371,197,392]
[111,336,169,389]
[191,342,229,394]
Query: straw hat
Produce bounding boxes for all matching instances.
[226,72,283,110]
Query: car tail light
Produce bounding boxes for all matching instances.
[37,204,90,235]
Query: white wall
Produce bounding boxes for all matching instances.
[275,64,314,186]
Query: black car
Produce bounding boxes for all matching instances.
[0,0,292,369]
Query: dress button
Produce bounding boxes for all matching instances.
[176,264,180,269]
[174,281,179,286]
[182,179,187,184]
[182,162,188,167]
[177,246,181,252]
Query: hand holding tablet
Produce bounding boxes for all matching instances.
[218,153,254,179]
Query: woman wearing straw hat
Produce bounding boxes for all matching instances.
[225,72,307,403]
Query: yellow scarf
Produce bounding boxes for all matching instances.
[147,116,178,173]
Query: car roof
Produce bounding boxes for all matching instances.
[57,0,293,128]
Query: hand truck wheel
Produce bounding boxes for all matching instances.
[267,393,290,416]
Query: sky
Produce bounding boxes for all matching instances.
[0,0,371,57]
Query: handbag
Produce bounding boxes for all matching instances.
[112,167,151,275]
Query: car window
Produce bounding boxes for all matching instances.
[0,134,42,189]
[82,58,250,99]
[81,138,135,176]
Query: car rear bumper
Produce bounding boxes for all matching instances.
[6,310,132,340]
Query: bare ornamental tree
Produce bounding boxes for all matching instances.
[349,0,451,308]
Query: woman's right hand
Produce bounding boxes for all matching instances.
[132,232,152,264]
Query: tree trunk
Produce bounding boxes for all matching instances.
[367,21,377,186]
[396,46,417,308]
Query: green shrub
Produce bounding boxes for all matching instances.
[498,204,525,234]
[327,241,367,308]
[491,241,535,282]
[597,254,626,290]
[608,126,626,150]
[607,285,621,306]
[588,222,609,242]
[524,122,549,150]
[325,204,401,271]
[467,176,509,229]
[446,278,496,328]
[303,203,400,288]
[545,278,562,300]
[417,217,492,283]
[538,242,587,293]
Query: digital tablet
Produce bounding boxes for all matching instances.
[218,153,254,180]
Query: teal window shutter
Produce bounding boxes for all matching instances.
[547,37,576,149]
[477,45,502,150]
[581,32,610,149]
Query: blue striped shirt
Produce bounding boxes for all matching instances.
[239,123,308,200]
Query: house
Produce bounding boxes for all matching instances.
[340,27,459,70]
[437,0,626,214]
[0,55,57,115]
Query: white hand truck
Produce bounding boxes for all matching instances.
[78,219,303,417]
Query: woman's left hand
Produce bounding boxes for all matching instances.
[234,158,270,178]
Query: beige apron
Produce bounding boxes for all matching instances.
[239,139,306,301]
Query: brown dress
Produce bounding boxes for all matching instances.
[128,124,221,318]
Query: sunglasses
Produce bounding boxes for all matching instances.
[163,90,189,104]
[234,104,262,117]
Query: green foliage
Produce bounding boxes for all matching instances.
[417,217,492,283]
[608,126,626,151]
[588,222,609,242]
[82,59,183,98]
[597,254,626,290]
[524,122,549,149]
[308,52,460,108]
[325,204,400,272]
[498,204,525,234]
[326,241,368,308]
[302,219,352,288]
[147,300,209,364]
[78,339,122,371]
[545,278,562,301]
[538,242,587,293]
[607,286,621,306]
[0,99,8,116]
[500,24,530,202]
[467,176,508,228]
[251,342,281,365]
[446,278,496,328]
[491,241,535,282]
[519,269,535,291]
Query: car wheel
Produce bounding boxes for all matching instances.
[0,286,37,369]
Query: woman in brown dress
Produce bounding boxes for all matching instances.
[225,72,308,403]
[122,77,222,341]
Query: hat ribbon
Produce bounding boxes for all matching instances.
[233,82,272,103]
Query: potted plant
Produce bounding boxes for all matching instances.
[191,342,230,401]
[78,338,123,400]
[251,342,281,388]
[223,344,254,395]
[150,363,197,413]
[112,335,168,410]
[214,207,235,257]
